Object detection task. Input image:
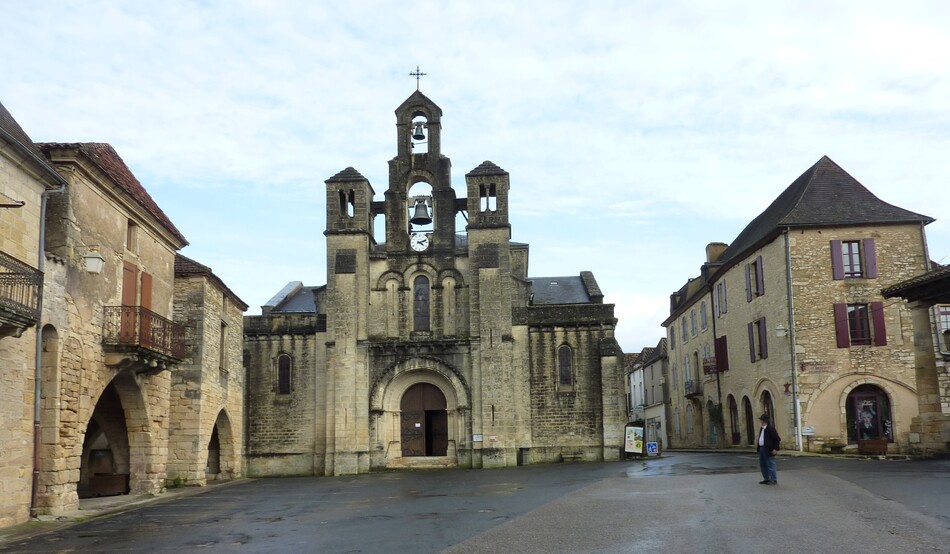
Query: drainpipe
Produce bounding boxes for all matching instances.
[783,229,802,451]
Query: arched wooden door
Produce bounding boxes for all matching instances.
[400,383,448,456]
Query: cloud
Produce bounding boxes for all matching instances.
[2,1,949,351]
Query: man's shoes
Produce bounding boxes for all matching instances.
[759,480,770,484]
[768,480,778,485]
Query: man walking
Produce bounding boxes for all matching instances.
[757,413,781,485]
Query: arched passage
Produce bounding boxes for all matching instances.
[728,395,740,445]
[208,409,238,480]
[79,371,154,497]
[847,384,892,443]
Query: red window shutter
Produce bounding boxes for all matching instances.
[748,322,756,362]
[122,262,138,306]
[140,272,153,310]
[871,301,887,346]
[863,238,877,278]
[830,240,844,280]
[834,303,850,348]
[756,255,765,296]
[719,335,729,371]
[745,263,753,302]
[758,317,768,359]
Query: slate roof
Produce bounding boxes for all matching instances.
[0,101,65,186]
[38,142,187,245]
[641,338,668,365]
[530,276,591,305]
[174,254,248,310]
[466,160,508,177]
[718,156,933,264]
[326,166,367,182]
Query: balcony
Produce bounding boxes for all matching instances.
[103,306,185,373]
[684,379,703,397]
[0,249,42,338]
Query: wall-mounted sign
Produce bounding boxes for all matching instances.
[473,434,483,442]
[801,426,815,436]
[489,435,498,442]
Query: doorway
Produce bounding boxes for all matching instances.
[847,384,892,442]
[400,383,448,456]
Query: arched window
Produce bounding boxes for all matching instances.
[558,345,573,387]
[277,354,292,394]
[413,276,430,331]
[728,395,740,445]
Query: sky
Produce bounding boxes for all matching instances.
[3,1,949,353]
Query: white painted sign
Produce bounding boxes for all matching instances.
[473,434,483,442]
[801,426,815,436]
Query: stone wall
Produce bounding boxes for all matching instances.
[169,274,246,486]
[0,143,48,527]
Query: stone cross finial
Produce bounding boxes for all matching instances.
[410,66,427,91]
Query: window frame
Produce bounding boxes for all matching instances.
[557,344,574,390]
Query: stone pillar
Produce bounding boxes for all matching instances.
[907,301,950,453]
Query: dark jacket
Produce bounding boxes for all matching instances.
[757,425,781,455]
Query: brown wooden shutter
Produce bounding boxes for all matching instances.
[715,335,729,372]
[834,303,850,348]
[863,238,877,278]
[748,322,756,362]
[756,255,765,295]
[745,263,753,302]
[758,317,768,359]
[140,272,153,310]
[871,301,887,346]
[830,240,844,280]
[122,262,138,306]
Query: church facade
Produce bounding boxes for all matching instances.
[244,91,626,476]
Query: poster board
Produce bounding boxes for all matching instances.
[624,426,644,454]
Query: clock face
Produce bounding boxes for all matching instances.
[410,233,430,252]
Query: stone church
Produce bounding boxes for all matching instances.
[244,91,626,476]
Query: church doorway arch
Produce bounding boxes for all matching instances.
[400,383,448,456]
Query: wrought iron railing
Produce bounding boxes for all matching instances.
[0,249,42,323]
[103,306,185,359]
[684,379,702,397]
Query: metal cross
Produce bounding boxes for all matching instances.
[410,66,426,91]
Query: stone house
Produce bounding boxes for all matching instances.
[640,338,669,449]
[664,156,933,454]
[31,141,189,514]
[244,91,626,476]
[0,102,67,528]
[169,254,248,485]
[624,349,651,424]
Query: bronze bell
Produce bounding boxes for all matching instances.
[410,199,432,225]
[412,122,426,141]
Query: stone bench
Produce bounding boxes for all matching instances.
[561,452,583,463]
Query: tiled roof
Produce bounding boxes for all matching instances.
[0,101,65,186]
[718,156,933,264]
[326,166,367,182]
[174,254,248,310]
[466,160,508,177]
[882,263,950,302]
[39,142,187,245]
[530,276,591,305]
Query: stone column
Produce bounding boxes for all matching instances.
[908,301,950,453]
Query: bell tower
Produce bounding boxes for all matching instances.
[385,91,456,253]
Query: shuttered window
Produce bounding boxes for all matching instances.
[831,239,877,280]
[747,318,768,362]
[834,302,887,347]
[745,256,765,301]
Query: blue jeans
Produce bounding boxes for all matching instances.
[759,447,777,481]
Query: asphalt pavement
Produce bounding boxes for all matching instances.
[1,452,948,553]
